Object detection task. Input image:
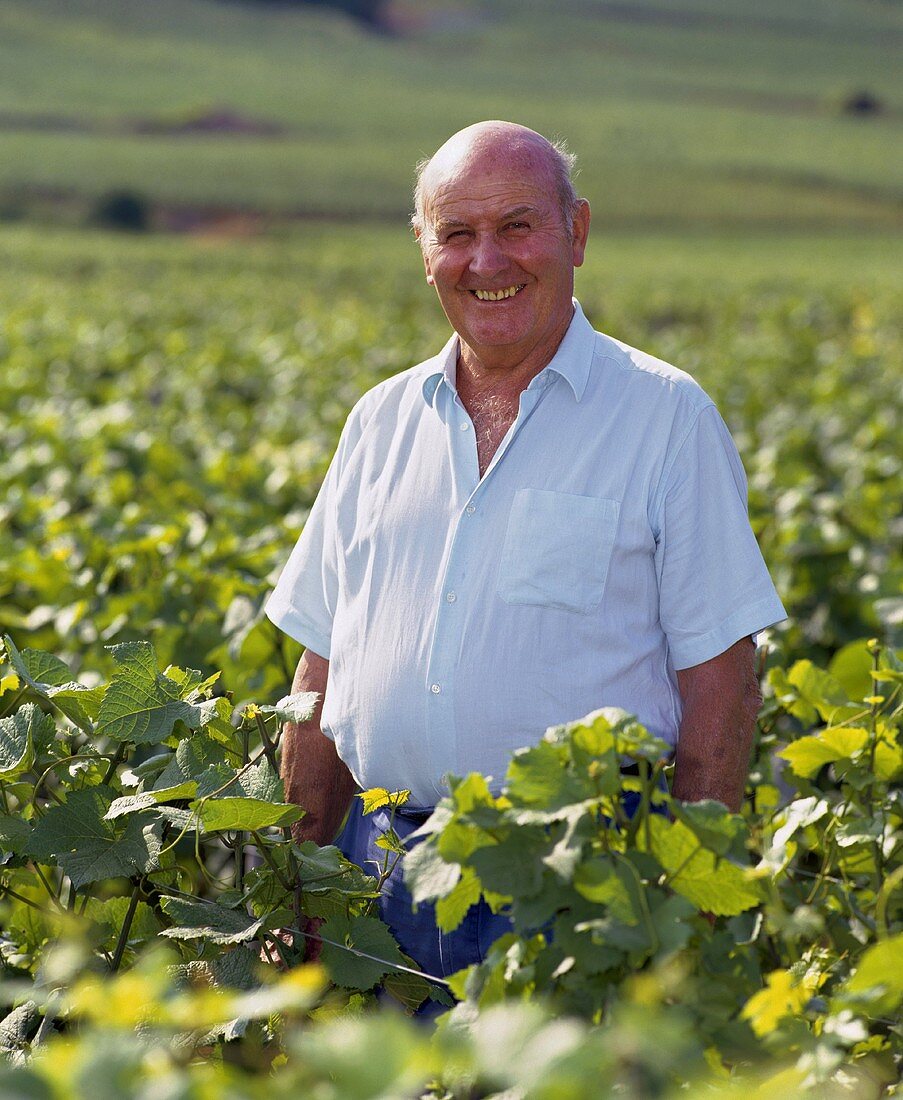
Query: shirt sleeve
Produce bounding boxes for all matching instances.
[265,439,347,660]
[654,403,786,670]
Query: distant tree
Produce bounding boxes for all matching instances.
[90,190,150,232]
[225,0,387,29]
[840,90,883,117]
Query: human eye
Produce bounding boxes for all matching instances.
[502,220,530,233]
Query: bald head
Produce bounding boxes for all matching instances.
[412,121,580,238]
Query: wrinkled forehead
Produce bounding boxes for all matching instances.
[420,138,557,227]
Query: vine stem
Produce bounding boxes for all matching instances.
[0,884,50,913]
[875,863,903,941]
[250,831,294,892]
[110,882,142,972]
[101,741,129,786]
[31,863,65,913]
[234,725,250,892]
[253,712,280,775]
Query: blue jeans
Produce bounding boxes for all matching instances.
[336,798,513,985]
[335,775,662,990]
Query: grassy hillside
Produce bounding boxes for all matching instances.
[0,0,900,229]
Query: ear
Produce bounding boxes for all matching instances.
[570,200,591,268]
[415,229,435,285]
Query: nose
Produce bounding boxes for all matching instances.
[467,232,506,281]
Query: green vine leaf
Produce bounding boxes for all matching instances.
[257,691,319,724]
[95,641,203,745]
[435,866,482,933]
[0,704,46,779]
[403,838,461,904]
[2,635,102,733]
[26,787,162,889]
[779,726,869,778]
[190,756,304,832]
[670,800,746,857]
[318,913,409,991]
[0,814,32,857]
[843,935,903,1013]
[160,897,265,945]
[641,816,761,916]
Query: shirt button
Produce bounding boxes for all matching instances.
[430,683,441,694]
[465,504,476,515]
[460,422,469,431]
[446,591,457,603]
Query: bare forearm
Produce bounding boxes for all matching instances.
[281,650,356,845]
[671,638,761,811]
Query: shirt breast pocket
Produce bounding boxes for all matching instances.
[497,489,620,614]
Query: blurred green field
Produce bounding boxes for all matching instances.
[1,0,901,228]
[1,222,900,701]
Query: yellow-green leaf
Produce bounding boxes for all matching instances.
[779,726,869,778]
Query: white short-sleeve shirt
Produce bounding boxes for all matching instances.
[266,302,786,807]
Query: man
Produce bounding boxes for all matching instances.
[265,121,785,977]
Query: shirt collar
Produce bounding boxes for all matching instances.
[419,299,595,407]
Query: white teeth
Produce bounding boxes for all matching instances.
[473,285,524,301]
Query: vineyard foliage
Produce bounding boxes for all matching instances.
[0,225,902,1094]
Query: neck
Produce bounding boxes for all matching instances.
[456,304,575,400]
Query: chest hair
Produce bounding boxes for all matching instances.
[468,391,520,478]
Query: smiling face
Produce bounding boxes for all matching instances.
[416,125,590,374]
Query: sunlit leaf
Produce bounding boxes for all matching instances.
[95,641,203,744]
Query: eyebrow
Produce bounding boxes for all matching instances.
[433,205,540,233]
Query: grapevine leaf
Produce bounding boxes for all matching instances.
[875,736,903,781]
[573,858,641,924]
[648,893,696,953]
[190,756,302,831]
[26,787,163,889]
[404,839,461,904]
[436,866,483,932]
[0,814,32,856]
[357,787,412,815]
[541,805,591,880]
[828,640,874,701]
[151,734,230,798]
[319,913,408,990]
[105,793,160,821]
[291,842,378,896]
[45,684,105,730]
[469,831,547,898]
[382,966,431,1012]
[3,637,71,688]
[670,800,746,857]
[258,691,319,724]
[95,641,203,745]
[0,1002,39,1065]
[742,969,811,1037]
[130,752,173,784]
[358,788,392,814]
[0,704,43,779]
[771,798,829,852]
[642,816,760,916]
[843,935,903,1012]
[787,660,855,723]
[192,796,303,832]
[159,897,264,945]
[85,896,161,946]
[506,740,586,808]
[2,636,100,732]
[449,772,495,813]
[779,726,869,778]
